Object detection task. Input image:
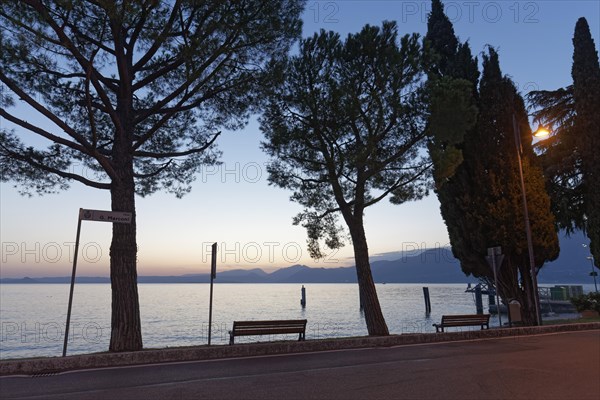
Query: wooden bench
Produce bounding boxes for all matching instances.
[229,319,307,345]
[433,314,490,333]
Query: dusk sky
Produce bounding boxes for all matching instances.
[1,1,599,278]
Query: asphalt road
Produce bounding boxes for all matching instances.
[1,330,598,400]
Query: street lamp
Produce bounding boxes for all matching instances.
[512,115,548,326]
[582,244,599,293]
[533,126,551,138]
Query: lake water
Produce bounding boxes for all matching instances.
[0,283,590,360]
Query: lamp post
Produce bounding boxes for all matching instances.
[512,114,546,326]
[582,244,598,293]
[588,257,598,293]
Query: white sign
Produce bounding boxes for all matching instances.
[79,209,132,224]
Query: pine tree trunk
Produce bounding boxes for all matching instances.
[108,156,143,352]
[348,220,389,336]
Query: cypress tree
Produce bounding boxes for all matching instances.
[572,17,600,267]
[424,0,458,77]
[425,0,482,278]
[475,49,558,324]
[528,17,600,268]
[425,1,559,323]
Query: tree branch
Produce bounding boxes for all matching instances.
[0,109,86,153]
[133,160,173,179]
[133,131,220,158]
[23,0,121,127]
[364,162,432,208]
[132,0,182,72]
[127,0,154,54]
[0,72,117,178]
[132,68,250,151]
[368,131,427,178]
[0,143,111,190]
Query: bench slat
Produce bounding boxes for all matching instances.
[233,319,307,326]
[229,319,307,345]
[234,324,306,331]
[233,320,306,328]
[433,314,490,333]
[233,327,306,336]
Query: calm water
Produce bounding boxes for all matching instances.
[0,283,589,359]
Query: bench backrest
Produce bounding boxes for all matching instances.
[232,319,307,335]
[441,314,490,324]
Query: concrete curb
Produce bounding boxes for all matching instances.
[1,322,598,376]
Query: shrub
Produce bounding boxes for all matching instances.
[570,292,600,312]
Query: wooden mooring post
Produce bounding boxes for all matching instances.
[475,285,484,314]
[423,287,432,315]
[300,285,306,308]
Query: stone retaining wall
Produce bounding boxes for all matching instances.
[1,322,598,376]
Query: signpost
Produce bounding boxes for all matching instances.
[63,208,132,357]
[486,246,504,327]
[208,242,217,345]
[80,209,132,224]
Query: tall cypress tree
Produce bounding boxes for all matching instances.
[572,17,600,267]
[475,50,558,324]
[424,0,458,77]
[424,0,481,276]
[425,1,559,324]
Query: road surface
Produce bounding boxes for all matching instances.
[1,330,598,399]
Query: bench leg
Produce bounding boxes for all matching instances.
[229,333,234,345]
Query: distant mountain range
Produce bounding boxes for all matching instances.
[2,231,596,285]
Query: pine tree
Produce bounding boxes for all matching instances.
[527,85,584,234]
[261,23,429,336]
[0,0,304,351]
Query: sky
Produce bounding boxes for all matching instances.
[1,1,599,278]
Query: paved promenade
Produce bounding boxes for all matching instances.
[1,329,598,399]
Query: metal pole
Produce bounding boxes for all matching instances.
[589,256,598,293]
[208,274,214,345]
[63,209,83,357]
[492,255,502,327]
[513,115,542,326]
[208,243,217,345]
